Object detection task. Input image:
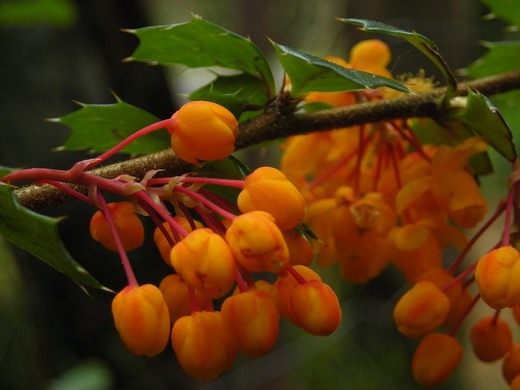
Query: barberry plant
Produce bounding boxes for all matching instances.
[1,3,520,387]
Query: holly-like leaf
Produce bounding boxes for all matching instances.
[127,16,274,95]
[271,41,408,96]
[55,98,169,155]
[451,90,516,162]
[0,184,107,290]
[189,74,271,117]
[481,0,520,28]
[466,41,520,79]
[340,18,457,96]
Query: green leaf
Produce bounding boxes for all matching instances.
[0,184,107,290]
[271,41,408,96]
[482,0,520,27]
[466,41,520,78]
[451,90,516,162]
[56,98,169,155]
[0,0,76,27]
[189,74,271,117]
[128,17,274,95]
[340,18,457,96]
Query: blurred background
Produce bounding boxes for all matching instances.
[0,0,516,389]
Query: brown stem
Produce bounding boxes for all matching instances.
[13,70,520,210]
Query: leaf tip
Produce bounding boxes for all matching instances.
[120,27,136,35]
[72,100,87,107]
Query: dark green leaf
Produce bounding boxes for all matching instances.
[0,0,76,27]
[491,90,520,146]
[128,17,274,95]
[466,41,520,78]
[271,41,408,96]
[340,18,457,96]
[55,98,169,155]
[0,184,107,290]
[482,0,520,27]
[189,74,271,117]
[451,90,516,161]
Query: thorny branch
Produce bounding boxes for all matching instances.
[12,70,520,210]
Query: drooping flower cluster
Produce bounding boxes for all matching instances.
[1,100,342,382]
[280,39,520,387]
[104,166,341,381]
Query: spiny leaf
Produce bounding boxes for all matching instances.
[189,74,271,117]
[55,99,169,155]
[340,18,457,97]
[466,41,520,79]
[451,90,516,162]
[127,17,274,95]
[271,41,408,96]
[481,0,520,28]
[0,184,107,290]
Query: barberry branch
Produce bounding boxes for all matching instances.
[13,70,520,210]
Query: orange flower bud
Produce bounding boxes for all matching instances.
[475,246,520,309]
[170,228,236,299]
[222,290,279,356]
[350,39,391,70]
[168,100,238,164]
[171,311,236,381]
[153,217,202,264]
[237,167,306,230]
[158,274,213,324]
[225,211,289,273]
[412,333,463,386]
[283,229,314,266]
[111,284,170,357]
[417,267,464,327]
[503,344,520,384]
[89,201,144,252]
[287,280,342,336]
[274,265,321,316]
[470,316,512,362]
[393,281,450,338]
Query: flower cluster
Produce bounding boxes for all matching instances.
[1,100,342,382]
[105,166,341,381]
[280,39,520,387]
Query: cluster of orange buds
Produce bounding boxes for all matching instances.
[279,38,520,386]
[1,100,343,382]
[90,165,341,381]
